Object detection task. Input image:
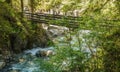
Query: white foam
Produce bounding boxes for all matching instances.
[24,47,54,55]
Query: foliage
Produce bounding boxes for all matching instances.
[0,0,120,72]
[29,0,120,72]
[0,0,5,2]
[0,0,52,54]
[0,1,34,53]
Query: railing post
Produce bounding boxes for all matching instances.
[30,0,34,24]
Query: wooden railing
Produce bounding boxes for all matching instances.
[24,12,83,28]
[24,12,120,29]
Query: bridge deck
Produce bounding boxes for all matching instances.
[24,12,120,29]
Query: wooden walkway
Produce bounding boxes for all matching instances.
[24,12,83,28]
[24,12,120,29]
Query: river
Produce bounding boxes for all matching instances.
[1,25,97,72]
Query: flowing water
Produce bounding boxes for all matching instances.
[9,47,54,72]
[1,25,97,72]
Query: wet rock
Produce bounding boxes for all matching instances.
[4,56,15,64]
[36,50,53,57]
[0,49,2,54]
[0,54,3,61]
[19,58,25,63]
[0,62,5,69]
[10,69,21,72]
[25,52,33,56]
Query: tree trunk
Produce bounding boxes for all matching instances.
[6,0,11,3]
[20,0,24,17]
[6,0,12,6]
[30,0,34,24]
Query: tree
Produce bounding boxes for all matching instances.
[20,0,24,17]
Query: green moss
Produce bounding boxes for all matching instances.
[0,2,33,53]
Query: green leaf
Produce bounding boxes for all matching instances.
[0,0,5,2]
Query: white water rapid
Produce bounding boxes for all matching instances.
[2,25,97,72]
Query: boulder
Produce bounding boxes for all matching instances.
[36,50,53,57]
[47,25,69,38]
[10,70,21,72]
[0,62,5,69]
[0,54,2,61]
[19,58,25,63]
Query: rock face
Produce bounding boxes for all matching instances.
[33,24,51,48]
[0,62,5,69]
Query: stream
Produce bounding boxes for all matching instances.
[0,25,97,72]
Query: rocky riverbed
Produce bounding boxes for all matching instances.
[0,25,97,72]
[0,47,54,72]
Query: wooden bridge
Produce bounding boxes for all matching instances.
[24,12,120,29]
[24,12,82,28]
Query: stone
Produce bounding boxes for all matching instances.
[0,54,3,61]
[19,58,25,63]
[46,50,53,56]
[36,50,53,57]
[47,25,69,38]
[0,62,5,69]
[10,70,21,72]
